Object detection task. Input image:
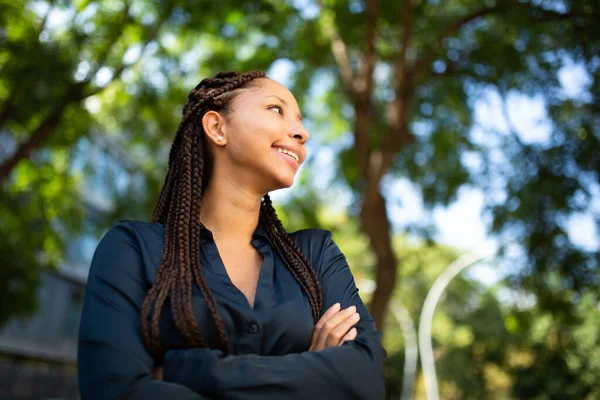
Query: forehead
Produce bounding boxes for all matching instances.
[238,78,299,108]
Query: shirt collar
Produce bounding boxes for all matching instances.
[199,220,273,246]
[252,220,273,246]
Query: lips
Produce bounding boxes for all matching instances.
[272,146,299,168]
[273,146,299,162]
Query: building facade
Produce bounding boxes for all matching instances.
[0,136,125,400]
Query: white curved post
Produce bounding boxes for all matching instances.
[358,280,418,400]
[417,252,489,400]
[390,298,418,400]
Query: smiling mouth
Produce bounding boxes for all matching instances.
[273,147,299,163]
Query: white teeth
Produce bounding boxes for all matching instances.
[276,147,299,162]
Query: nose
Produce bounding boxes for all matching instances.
[288,122,310,144]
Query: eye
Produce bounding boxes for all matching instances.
[268,104,283,115]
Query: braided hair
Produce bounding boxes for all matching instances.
[140,70,323,359]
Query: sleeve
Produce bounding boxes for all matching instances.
[77,225,214,400]
[162,231,386,400]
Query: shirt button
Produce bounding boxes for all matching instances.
[247,322,260,333]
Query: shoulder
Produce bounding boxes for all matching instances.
[288,228,343,275]
[101,220,165,252]
[111,219,165,239]
[95,220,163,255]
[107,218,165,257]
[289,228,333,246]
[90,220,165,284]
[289,228,334,258]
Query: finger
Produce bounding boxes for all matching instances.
[326,311,360,348]
[315,306,357,350]
[311,305,349,352]
[314,303,341,332]
[338,328,358,346]
[311,303,340,346]
[153,366,163,380]
[310,303,341,349]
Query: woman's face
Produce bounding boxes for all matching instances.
[207,78,310,193]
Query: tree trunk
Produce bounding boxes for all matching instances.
[361,184,398,331]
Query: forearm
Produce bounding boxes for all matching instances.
[125,380,216,400]
[163,334,385,400]
[78,342,216,400]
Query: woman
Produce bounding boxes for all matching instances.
[77,70,385,399]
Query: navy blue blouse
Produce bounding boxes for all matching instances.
[77,220,385,399]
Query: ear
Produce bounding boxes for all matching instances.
[202,110,227,146]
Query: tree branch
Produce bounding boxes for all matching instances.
[83,9,166,98]
[37,0,55,36]
[315,0,356,95]
[0,100,71,181]
[413,6,499,79]
[361,0,378,97]
[83,0,132,82]
[528,7,571,22]
[396,0,413,86]
[375,0,415,182]
[0,1,59,130]
[441,6,499,40]
[353,0,380,179]
[498,87,527,150]
[392,0,414,139]
[0,3,172,182]
[0,91,16,130]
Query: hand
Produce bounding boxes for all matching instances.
[309,303,360,352]
[153,366,163,380]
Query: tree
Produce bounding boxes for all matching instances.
[2,0,598,340]
[0,0,297,325]
[505,283,600,399]
[276,0,600,330]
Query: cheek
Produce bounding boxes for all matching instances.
[232,120,280,151]
[224,117,288,170]
[228,131,273,165]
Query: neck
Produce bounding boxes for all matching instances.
[199,174,263,246]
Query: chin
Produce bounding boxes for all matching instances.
[261,163,298,192]
[273,179,294,191]
[270,174,296,191]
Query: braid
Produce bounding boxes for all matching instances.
[189,122,229,351]
[140,70,322,361]
[260,195,323,321]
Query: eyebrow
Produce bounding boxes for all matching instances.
[264,95,303,122]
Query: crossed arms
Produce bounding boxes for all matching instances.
[77,226,385,400]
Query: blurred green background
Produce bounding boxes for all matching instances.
[0,0,599,399]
